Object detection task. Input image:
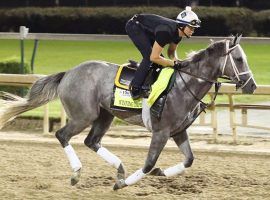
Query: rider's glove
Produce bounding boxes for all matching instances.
[173,60,183,70]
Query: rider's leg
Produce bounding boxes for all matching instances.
[84,108,126,180]
[125,20,153,99]
[150,130,194,177]
[113,130,170,190]
[55,119,90,185]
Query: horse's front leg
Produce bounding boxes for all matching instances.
[150,130,194,177]
[113,130,170,190]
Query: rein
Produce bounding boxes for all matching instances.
[177,69,221,111]
[169,68,220,138]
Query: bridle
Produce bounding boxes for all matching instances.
[221,40,254,89]
[170,39,255,136]
[176,40,253,111]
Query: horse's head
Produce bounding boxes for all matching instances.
[220,35,257,94]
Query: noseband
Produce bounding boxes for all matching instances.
[221,41,254,89]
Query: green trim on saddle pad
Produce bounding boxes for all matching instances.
[114,87,142,109]
[147,68,175,107]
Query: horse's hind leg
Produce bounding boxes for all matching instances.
[113,130,170,190]
[150,130,194,177]
[84,108,126,180]
[55,120,89,186]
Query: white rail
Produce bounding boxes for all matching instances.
[0,74,269,142]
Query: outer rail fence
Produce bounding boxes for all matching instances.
[201,85,270,143]
[0,74,269,143]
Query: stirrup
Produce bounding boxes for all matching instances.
[141,85,151,98]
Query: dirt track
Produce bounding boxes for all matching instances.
[0,137,269,200]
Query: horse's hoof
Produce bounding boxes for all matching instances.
[113,179,127,191]
[71,169,81,186]
[149,168,165,176]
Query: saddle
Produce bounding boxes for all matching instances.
[111,60,176,119]
[114,60,161,94]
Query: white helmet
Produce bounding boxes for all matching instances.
[176,6,201,28]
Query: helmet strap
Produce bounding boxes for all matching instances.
[181,27,190,38]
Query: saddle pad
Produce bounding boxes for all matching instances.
[112,87,142,109]
[147,68,175,107]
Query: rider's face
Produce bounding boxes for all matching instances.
[184,26,195,37]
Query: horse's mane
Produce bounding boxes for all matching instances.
[185,40,227,63]
[185,49,205,62]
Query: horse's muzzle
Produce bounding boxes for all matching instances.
[241,81,257,94]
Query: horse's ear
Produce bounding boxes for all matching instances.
[229,34,242,48]
[229,35,235,48]
[235,34,242,45]
[233,33,238,45]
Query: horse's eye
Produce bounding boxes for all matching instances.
[236,57,243,62]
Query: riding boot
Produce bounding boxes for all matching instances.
[130,86,142,100]
[150,94,167,119]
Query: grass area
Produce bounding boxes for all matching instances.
[0,39,269,118]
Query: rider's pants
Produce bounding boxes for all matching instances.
[125,18,154,88]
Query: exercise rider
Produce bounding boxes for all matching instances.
[125,6,201,99]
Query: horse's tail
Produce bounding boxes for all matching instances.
[0,72,66,129]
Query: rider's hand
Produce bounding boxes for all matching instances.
[173,60,183,70]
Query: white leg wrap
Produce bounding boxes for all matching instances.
[97,147,121,169]
[164,163,185,177]
[64,145,82,172]
[125,168,146,186]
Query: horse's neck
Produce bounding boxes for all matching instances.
[179,75,212,103]
[181,61,220,101]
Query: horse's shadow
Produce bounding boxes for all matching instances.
[76,174,208,196]
[76,175,114,189]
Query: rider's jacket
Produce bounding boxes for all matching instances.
[133,14,182,47]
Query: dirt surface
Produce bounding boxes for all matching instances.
[0,129,269,200]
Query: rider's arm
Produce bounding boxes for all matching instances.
[150,41,174,67]
[167,43,180,61]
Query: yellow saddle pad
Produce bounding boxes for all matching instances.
[111,63,142,110]
[113,87,142,109]
[147,67,174,107]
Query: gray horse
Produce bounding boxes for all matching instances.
[0,36,256,190]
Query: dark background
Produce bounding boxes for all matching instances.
[0,0,269,10]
